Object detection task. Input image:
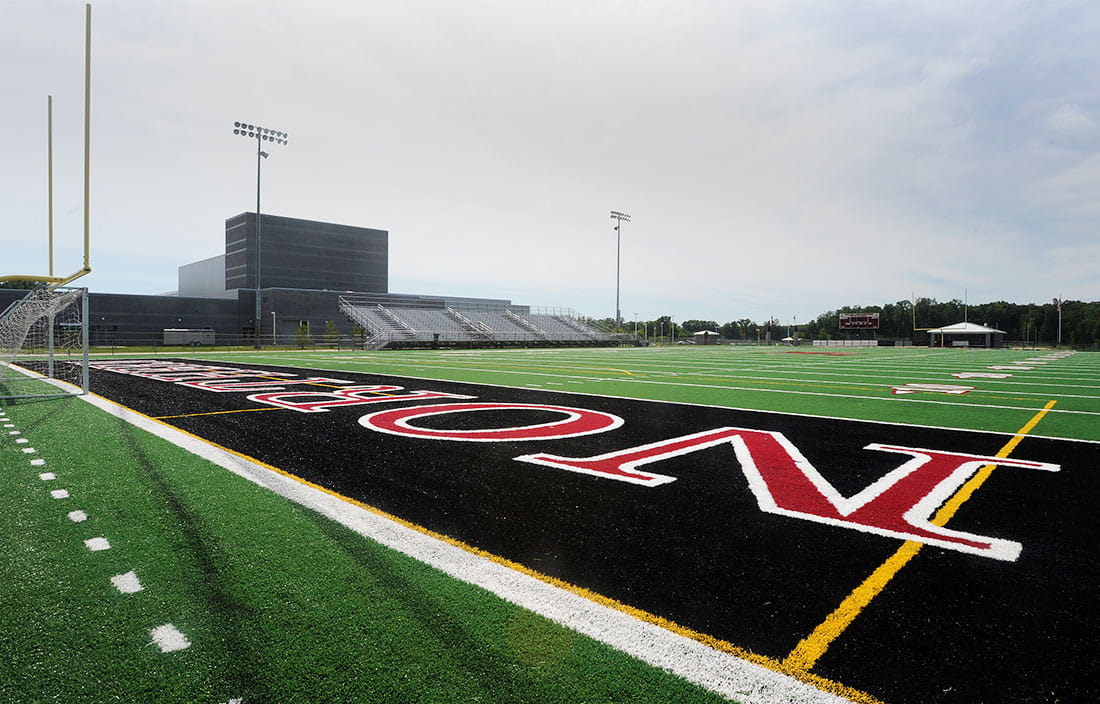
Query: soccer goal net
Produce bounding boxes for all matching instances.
[0,286,89,399]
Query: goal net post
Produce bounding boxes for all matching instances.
[0,286,89,400]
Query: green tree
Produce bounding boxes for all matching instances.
[294,323,313,349]
[323,320,340,347]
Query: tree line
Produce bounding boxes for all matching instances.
[596,298,1100,347]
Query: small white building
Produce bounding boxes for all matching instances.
[926,322,1006,348]
[692,330,720,345]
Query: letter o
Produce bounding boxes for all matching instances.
[358,402,623,442]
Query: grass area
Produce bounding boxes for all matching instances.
[0,381,732,704]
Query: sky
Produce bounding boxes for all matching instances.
[2,0,1098,326]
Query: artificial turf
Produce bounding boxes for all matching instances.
[0,386,734,704]
[4,345,1097,703]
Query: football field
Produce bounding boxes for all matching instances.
[3,345,1098,703]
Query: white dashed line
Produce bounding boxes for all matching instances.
[39,472,56,481]
[8,430,20,435]
[67,510,88,522]
[50,489,70,499]
[150,624,191,652]
[16,438,29,444]
[21,447,36,454]
[111,571,144,594]
[84,537,110,551]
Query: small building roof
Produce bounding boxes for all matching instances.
[926,322,1006,335]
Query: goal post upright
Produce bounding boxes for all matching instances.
[0,3,91,289]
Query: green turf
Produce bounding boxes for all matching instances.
[4,345,1097,703]
[0,386,732,704]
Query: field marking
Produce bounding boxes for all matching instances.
[150,624,190,653]
[85,537,111,551]
[782,400,1058,673]
[80,389,877,704]
[111,571,144,594]
[151,406,285,420]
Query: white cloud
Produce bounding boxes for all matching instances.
[1046,104,1097,132]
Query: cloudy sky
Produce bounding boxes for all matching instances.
[2,1,1098,325]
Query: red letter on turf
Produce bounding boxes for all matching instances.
[359,402,623,441]
[248,386,475,413]
[517,427,1059,560]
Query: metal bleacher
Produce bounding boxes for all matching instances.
[338,295,619,350]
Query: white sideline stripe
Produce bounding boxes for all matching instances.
[111,571,144,594]
[85,537,110,551]
[30,458,46,466]
[80,391,851,704]
[150,624,190,652]
[68,510,88,522]
[50,489,70,499]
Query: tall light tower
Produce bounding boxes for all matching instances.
[232,121,288,347]
[610,210,631,329]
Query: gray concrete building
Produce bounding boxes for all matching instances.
[0,212,525,346]
[223,212,387,293]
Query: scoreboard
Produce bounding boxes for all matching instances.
[839,312,880,329]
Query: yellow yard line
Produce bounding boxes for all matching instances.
[782,399,1058,673]
[152,407,286,420]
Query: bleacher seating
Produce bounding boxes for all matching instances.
[338,295,619,349]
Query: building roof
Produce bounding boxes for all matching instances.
[926,321,1006,335]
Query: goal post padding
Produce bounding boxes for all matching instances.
[0,287,89,399]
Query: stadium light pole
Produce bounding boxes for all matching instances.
[610,211,630,329]
[232,121,288,348]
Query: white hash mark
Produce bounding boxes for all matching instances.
[67,510,88,522]
[150,624,191,652]
[111,571,144,594]
[84,537,110,551]
[50,489,70,499]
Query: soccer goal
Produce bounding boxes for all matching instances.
[0,286,89,400]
